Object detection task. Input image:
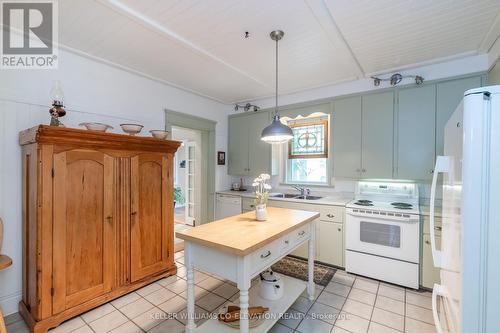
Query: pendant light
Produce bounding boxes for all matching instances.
[261,30,293,143]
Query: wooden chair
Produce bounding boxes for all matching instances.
[0,218,13,333]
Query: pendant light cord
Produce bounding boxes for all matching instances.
[275,37,279,117]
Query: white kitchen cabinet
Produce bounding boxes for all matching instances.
[361,91,395,179]
[228,112,271,176]
[396,85,436,180]
[318,221,344,267]
[333,92,394,179]
[333,96,362,178]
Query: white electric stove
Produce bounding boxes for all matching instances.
[345,181,420,289]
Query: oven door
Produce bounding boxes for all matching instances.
[346,210,420,263]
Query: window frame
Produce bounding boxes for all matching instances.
[281,116,331,186]
[287,119,329,159]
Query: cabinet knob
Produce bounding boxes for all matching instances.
[298,230,306,236]
[326,213,335,218]
[434,226,442,231]
[284,240,289,244]
[106,216,113,223]
[131,212,137,216]
[338,228,341,231]
[361,169,366,173]
[425,240,430,245]
[430,170,434,174]
[250,204,255,208]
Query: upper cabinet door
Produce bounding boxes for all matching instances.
[333,96,362,178]
[247,112,271,176]
[228,115,250,176]
[397,85,436,180]
[362,92,394,179]
[52,149,115,314]
[130,153,172,282]
[436,76,481,156]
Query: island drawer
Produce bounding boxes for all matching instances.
[250,240,281,274]
[291,224,311,247]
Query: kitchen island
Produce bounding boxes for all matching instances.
[176,207,319,333]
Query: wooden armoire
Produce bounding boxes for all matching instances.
[19,125,180,333]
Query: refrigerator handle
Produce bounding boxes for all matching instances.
[430,156,450,268]
[432,283,446,333]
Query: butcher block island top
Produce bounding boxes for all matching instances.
[176,207,319,256]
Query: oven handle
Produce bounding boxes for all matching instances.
[430,156,450,269]
[346,211,419,223]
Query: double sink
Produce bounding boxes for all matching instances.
[270,193,323,200]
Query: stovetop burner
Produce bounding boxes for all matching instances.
[391,202,413,210]
[354,201,374,206]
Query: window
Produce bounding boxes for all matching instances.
[286,118,329,184]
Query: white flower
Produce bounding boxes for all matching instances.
[252,182,259,187]
[260,174,271,180]
[264,184,272,190]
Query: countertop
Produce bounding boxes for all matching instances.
[175,207,319,256]
[216,190,353,206]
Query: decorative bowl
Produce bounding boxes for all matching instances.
[79,122,113,132]
[149,130,169,139]
[120,123,144,135]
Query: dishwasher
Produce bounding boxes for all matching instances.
[215,193,242,220]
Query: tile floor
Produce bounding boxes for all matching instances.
[6,251,437,333]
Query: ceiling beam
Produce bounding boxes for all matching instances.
[479,10,500,53]
[304,0,365,78]
[96,0,271,90]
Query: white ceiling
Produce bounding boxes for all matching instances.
[59,0,500,103]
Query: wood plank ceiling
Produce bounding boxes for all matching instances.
[59,0,500,103]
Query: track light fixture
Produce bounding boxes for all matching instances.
[371,73,424,87]
[234,103,260,112]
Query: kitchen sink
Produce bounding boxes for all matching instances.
[270,193,323,200]
[271,193,300,198]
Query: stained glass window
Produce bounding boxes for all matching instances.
[288,119,328,159]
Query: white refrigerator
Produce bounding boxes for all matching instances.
[430,85,500,333]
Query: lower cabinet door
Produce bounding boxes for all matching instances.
[421,233,441,288]
[318,221,344,267]
[52,149,116,313]
[130,153,172,282]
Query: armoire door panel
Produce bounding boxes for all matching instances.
[52,150,115,314]
[130,154,171,282]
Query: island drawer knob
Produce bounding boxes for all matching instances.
[298,230,306,236]
[326,213,335,218]
[260,251,271,259]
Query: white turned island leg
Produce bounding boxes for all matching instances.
[307,224,315,301]
[185,243,197,333]
[239,288,250,333]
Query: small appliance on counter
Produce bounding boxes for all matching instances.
[258,270,284,301]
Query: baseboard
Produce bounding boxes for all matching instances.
[0,290,22,316]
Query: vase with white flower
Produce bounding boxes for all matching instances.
[252,173,271,221]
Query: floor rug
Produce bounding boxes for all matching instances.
[271,255,336,287]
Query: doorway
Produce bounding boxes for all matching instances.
[172,126,202,227]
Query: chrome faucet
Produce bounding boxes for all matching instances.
[291,185,311,197]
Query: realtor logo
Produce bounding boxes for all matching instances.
[1,0,58,69]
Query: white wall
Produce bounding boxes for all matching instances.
[247,54,489,109]
[0,49,232,315]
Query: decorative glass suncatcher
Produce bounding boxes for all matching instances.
[288,119,328,159]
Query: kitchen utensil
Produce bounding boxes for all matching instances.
[120,123,143,135]
[259,270,284,301]
[149,130,169,139]
[217,304,267,328]
[79,122,113,132]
